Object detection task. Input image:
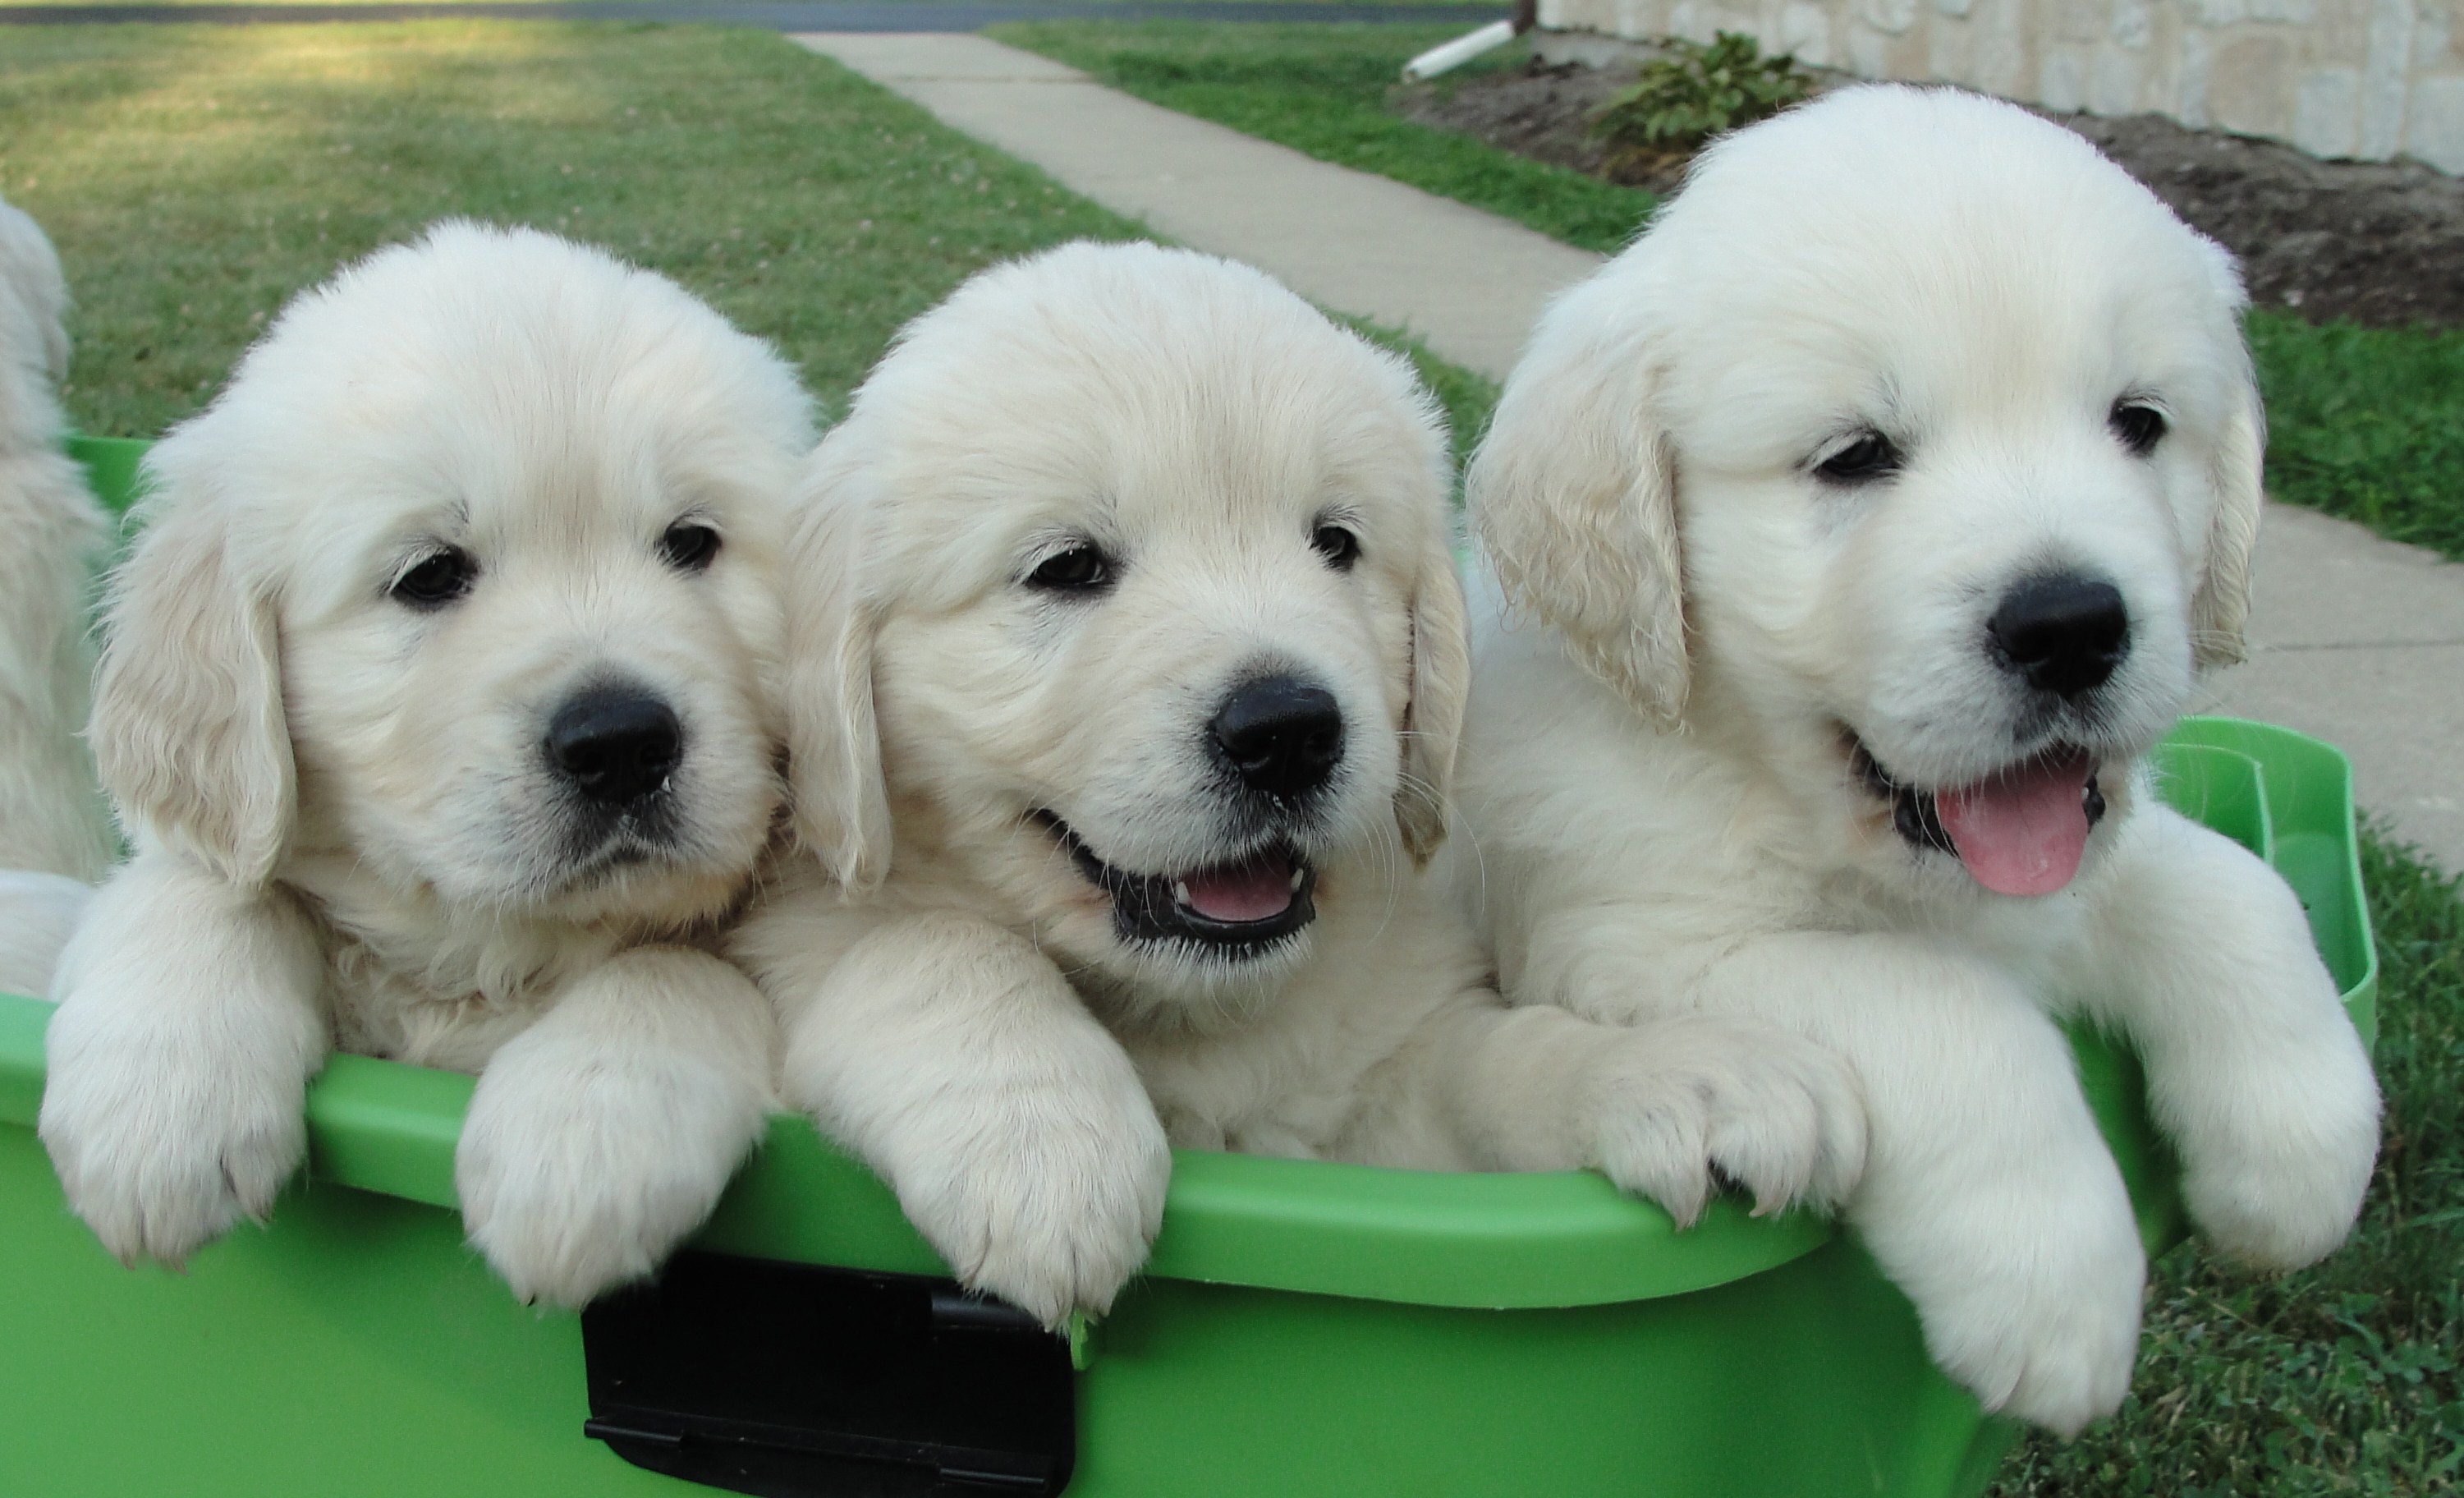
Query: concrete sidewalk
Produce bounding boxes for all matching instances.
[795,32,1600,379]
[799,31,2464,871]
[2209,505,2464,867]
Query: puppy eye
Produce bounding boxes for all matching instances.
[660,522,722,572]
[1027,545,1113,593]
[1814,430,1902,485]
[391,547,476,609]
[2109,401,2167,457]
[1311,525,1361,572]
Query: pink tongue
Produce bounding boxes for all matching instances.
[1935,754,2095,897]
[1179,850,1296,923]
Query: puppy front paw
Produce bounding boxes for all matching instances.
[2127,820,2383,1271]
[457,1048,768,1307]
[39,1030,307,1266]
[2165,949,2380,1271]
[2179,1042,2381,1272]
[1921,1232,2145,1435]
[1887,1162,2146,1436]
[888,1091,1172,1330]
[1583,1018,1868,1225]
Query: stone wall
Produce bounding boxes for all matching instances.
[1537,0,2464,171]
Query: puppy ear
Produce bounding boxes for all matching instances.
[0,200,71,439]
[1395,524,1471,865]
[2191,374,2264,672]
[89,478,294,887]
[1466,290,1688,725]
[782,444,892,898]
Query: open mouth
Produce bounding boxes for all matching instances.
[1849,736,2107,897]
[1034,812,1318,955]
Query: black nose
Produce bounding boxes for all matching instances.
[1211,676,1345,801]
[1988,574,2131,698]
[547,689,683,806]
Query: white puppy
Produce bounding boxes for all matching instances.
[1452,85,2381,1435]
[39,223,814,1306]
[732,241,1866,1328]
[0,195,112,890]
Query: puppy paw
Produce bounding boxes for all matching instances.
[1582,1017,1868,1225]
[889,1088,1172,1330]
[2127,817,2383,1272]
[39,1027,307,1266]
[1920,1236,2145,1435]
[1886,1160,2146,1436]
[2179,1048,2381,1272]
[457,1045,768,1307]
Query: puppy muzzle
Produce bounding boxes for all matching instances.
[539,684,702,888]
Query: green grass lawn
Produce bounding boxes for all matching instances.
[0,19,1489,457]
[989,19,1653,254]
[5,19,2457,1496]
[2250,315,2464,562]
[996,19,2464,564]
[1,21,1144,437]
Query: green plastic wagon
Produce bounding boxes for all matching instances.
[0,437,2376,1498]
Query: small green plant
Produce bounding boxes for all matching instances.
[1590,31,1812,180]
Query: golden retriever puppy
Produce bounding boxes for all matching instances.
[0,195,112,887]
[1453,85,2381,1433]
[39,223,813,1305]
[732,241,1866,1327]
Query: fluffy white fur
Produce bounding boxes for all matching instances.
[39,223,813,1305]
[0,870,91,1001]
[732,241,1867,1328]
[1452,85,2382,1435]
[0,195,112,892]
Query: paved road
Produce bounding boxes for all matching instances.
[0,1,1502,25]
[799,30,2464,871]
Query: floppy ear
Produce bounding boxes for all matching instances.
[1466,287,1688,726]
[0,200,67,384]
[782,443,892,898]
[2191,372,2264,671]
[89,479,294,887]
[0,200,71,439]
[1394,523,1471,865]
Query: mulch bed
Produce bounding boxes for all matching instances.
[1397,53,2464,329]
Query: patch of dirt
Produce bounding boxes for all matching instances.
[1397,54,2464,329]
[1397,58,1640,180]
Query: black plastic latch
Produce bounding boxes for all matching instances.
[580,1249,1076,1497]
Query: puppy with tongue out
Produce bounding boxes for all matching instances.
[732,241,1870,1332]
[1452,87,2382,1438]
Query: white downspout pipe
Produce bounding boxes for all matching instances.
[1401,0,1538,82]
